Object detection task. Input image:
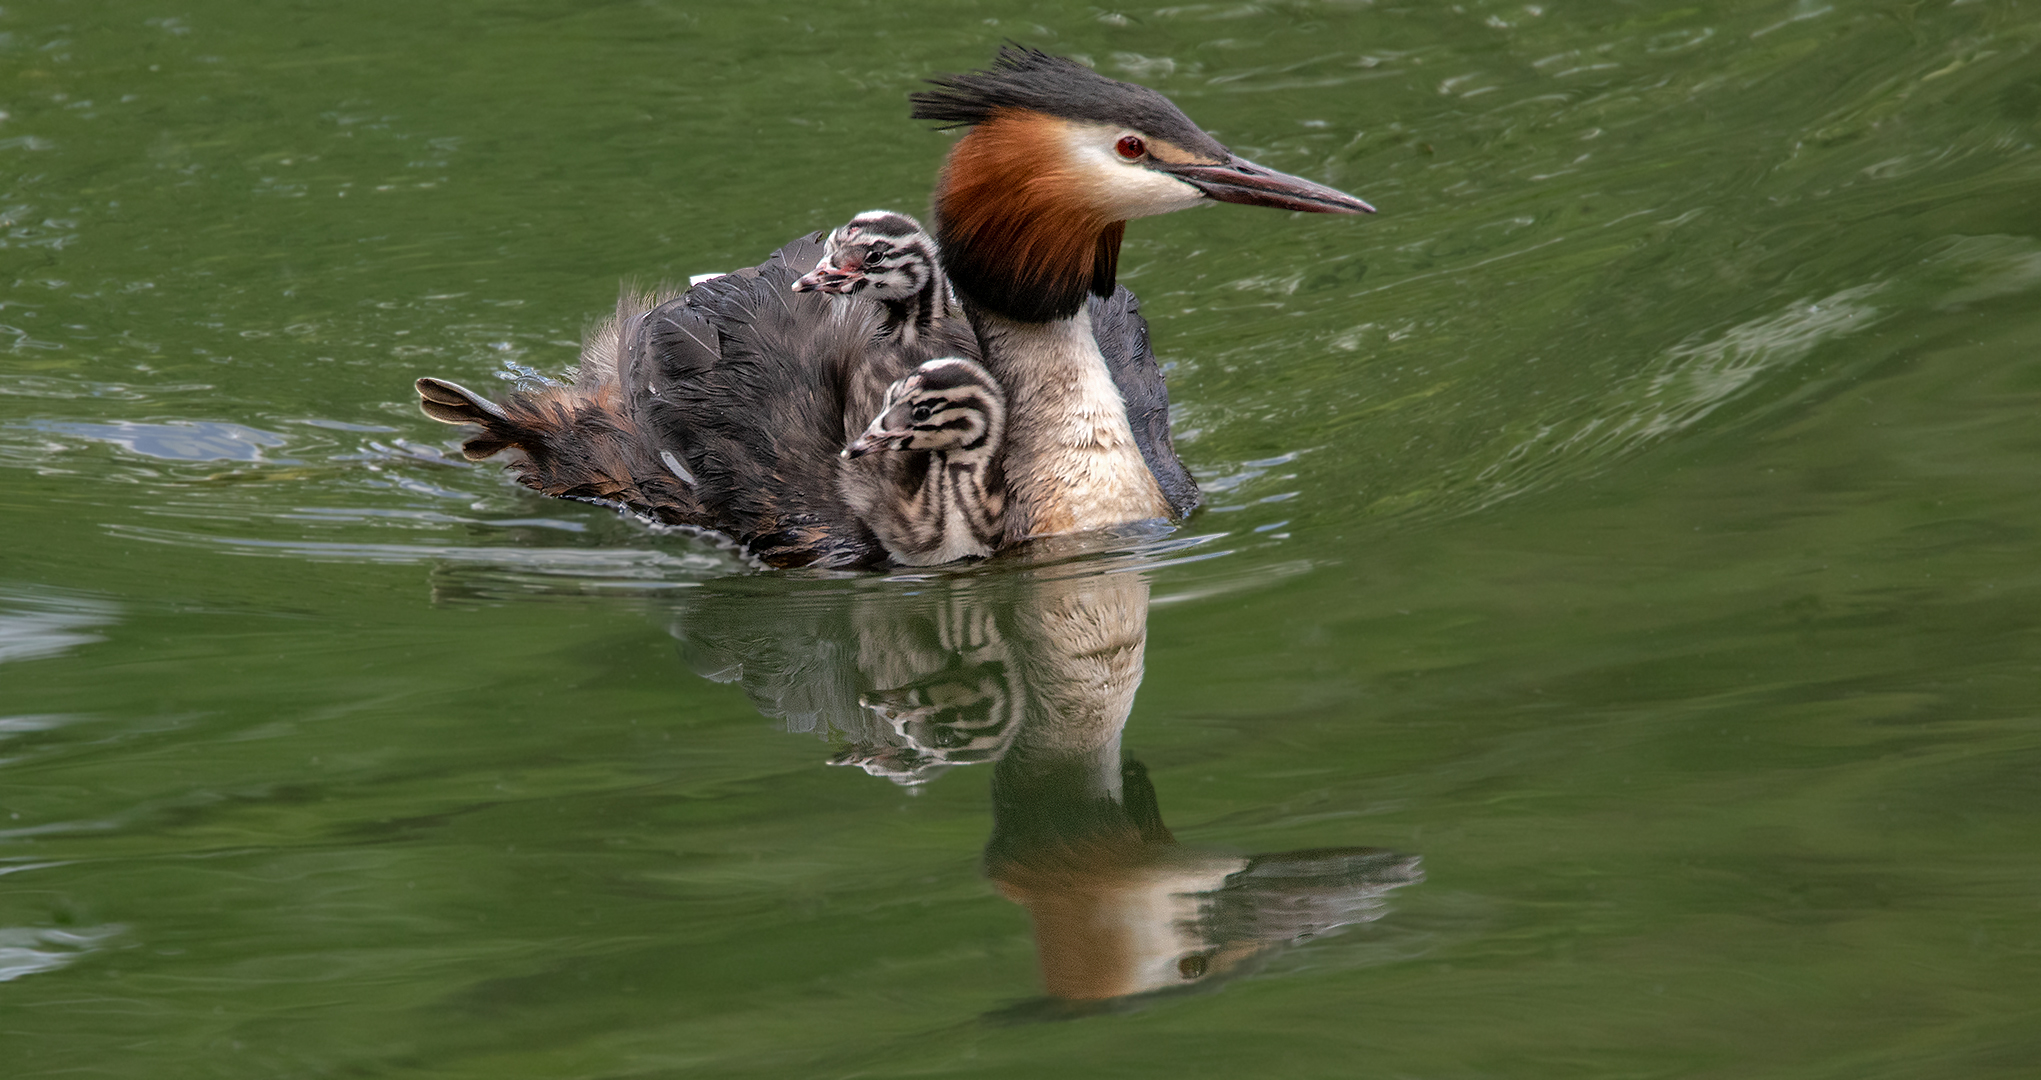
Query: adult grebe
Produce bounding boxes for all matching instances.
[415,46,1370,567]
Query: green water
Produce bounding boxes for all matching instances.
[5,0,2039,1075]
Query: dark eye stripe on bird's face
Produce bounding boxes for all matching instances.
[845,358,1003,458]
[912,390,999,438]
[882,392,976,433]
[906,394,972,428]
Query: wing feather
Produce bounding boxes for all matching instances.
[1090,286,1200,519]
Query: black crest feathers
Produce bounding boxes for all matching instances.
[910,44,1225,159]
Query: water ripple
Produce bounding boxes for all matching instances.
[0,924,123,983]
[106,525,736,581]
[0,589,118,665]
[25,419,292,462]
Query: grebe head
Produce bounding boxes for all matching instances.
[843,357,1005,459]
[792,210,940,299]
[912,45,1373,322]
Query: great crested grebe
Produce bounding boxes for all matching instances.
[841,357,1007,566]
[415,46,1370,567]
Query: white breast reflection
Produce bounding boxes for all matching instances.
[668,561,1421,1006]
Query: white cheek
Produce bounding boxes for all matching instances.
[1061,126,1206,220]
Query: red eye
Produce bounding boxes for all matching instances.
[1115,135,1146,160]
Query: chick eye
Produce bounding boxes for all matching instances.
[1115,135,1146,160]
[910,404,932,422]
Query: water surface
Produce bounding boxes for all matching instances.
[4,1,2039,1076]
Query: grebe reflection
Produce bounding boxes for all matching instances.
[669,562,1421,1003]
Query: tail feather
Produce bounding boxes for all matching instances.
[410,246,906,568]
[415,377,507,429]
[413,376,703,524]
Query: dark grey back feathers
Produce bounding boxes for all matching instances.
[640,235,981,567]
[416,233,1199,567]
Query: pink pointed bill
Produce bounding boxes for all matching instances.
[1158,154,1374,214]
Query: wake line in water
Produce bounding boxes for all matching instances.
[104,525,732,582]
[1459,282,1887,509]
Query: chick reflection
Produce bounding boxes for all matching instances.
[673,577,1028,785]
[669,561,1420,1003]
